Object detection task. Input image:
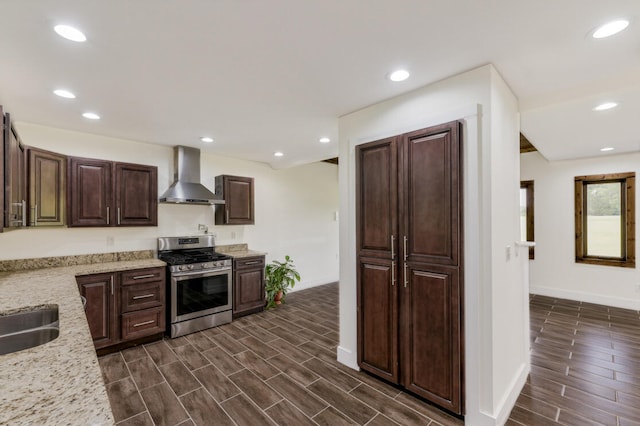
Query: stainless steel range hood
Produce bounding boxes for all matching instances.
[159,146,224,205]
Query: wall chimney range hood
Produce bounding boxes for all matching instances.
[159,146,224,205]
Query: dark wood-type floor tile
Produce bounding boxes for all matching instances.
[228,368,283,409]
[265,400,317,426]
[140,382,190,426]
[179,388,235,426]
[116,411,155,426]
[127,356,165,390]
[220,394,276,426]
[158,361,201,397]
[99,353,129,384]
[144,340,179,366]
[308,378,377,425]
[192,364,240,402]
[100,285,640,426]
[106,377,147,422]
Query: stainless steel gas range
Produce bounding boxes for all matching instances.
[158,235,232,338]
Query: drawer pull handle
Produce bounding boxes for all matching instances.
[132,274,155,280]
[244,261,261,265]
[133,320,155,328]
[133,294,155,300]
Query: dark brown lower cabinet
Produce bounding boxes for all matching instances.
[357,120,463,415]
[233,256,265,318]
[77,273,117,350]
[77,267,165,351]
[358,257,398,383]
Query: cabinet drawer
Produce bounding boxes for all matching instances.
[121,307,164,341]
[234,256,265,270]
[121,267,165,285]
[121,281,164,313]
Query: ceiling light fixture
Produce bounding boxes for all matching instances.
[200,137,214,143]
[389,70,410,82]
[319,137,330,143]
[53,89,76,99]
[600,147,615,152]
[82,112,100,120]
[274,152,284,157]
[593,102,618,111]
[54,24,87,42]
[592,20,630,39]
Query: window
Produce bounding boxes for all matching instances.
[520,180,534,259]
[574,172,635,268]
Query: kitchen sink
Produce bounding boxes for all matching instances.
[0,305,59,355]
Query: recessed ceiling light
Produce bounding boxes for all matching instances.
[274,152,284,157]
[53,89,76,99]
[600,147,615,152]
[592,20,630,39]
[593,102,618,111]
[319,137,331,143]
[82,112,100,120]
[389,70,410,82]
[54,24,87,42]
[200,137,214,143]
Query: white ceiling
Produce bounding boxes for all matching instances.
[1,1,639,168]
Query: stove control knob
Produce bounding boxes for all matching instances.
[178,265,185,271]
[188,264,194,270]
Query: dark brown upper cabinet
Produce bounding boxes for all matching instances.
[4,112,26,230]
[27,148,66,226]
[215,175,254,225]
[68,157,157,227]
[356,121,464,415]
[115,162,158,226]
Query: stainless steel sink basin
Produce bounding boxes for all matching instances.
[0,305,59,355]
[0,327,60,355]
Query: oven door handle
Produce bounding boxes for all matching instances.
[172,267,231,279]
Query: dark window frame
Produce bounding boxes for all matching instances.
[574,172,635,268]
[520,180,535,259]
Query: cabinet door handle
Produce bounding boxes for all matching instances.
[132,274,155,280]
[34,204,37,226]
[106,207,110,225]
[110,276,114,296]
[133,320,155,328]
[391,261,396,286]
[391,235,395,259]
[226,210,229,223]
[403,263,408,288]
[244,261,260,265]
[403,235,408,261]
[117,207,121,225]
[133,293,155,300]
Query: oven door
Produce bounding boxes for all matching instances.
[171,267,232,323]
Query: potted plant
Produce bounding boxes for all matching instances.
[265,255,300,309]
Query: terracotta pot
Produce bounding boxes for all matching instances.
[274,290,283,305]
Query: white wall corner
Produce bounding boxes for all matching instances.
[494,362,529,425]
[337,346,359,370]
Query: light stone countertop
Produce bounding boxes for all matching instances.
[0,258,165,426]
[216,243,267,259]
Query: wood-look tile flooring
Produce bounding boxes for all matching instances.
[99,283,462,426]
[507,294,640,425]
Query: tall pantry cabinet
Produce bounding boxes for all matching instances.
[356,121,464,415]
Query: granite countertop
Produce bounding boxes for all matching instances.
[0,258,165,426]
[217,243,267,259]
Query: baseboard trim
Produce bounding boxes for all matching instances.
[337,346,359,370]
[531,285,640,311]
[494,362,530,426]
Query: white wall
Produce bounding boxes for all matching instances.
[0,123,339,290]
[338,65,526,425]
[521,150,640,309]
